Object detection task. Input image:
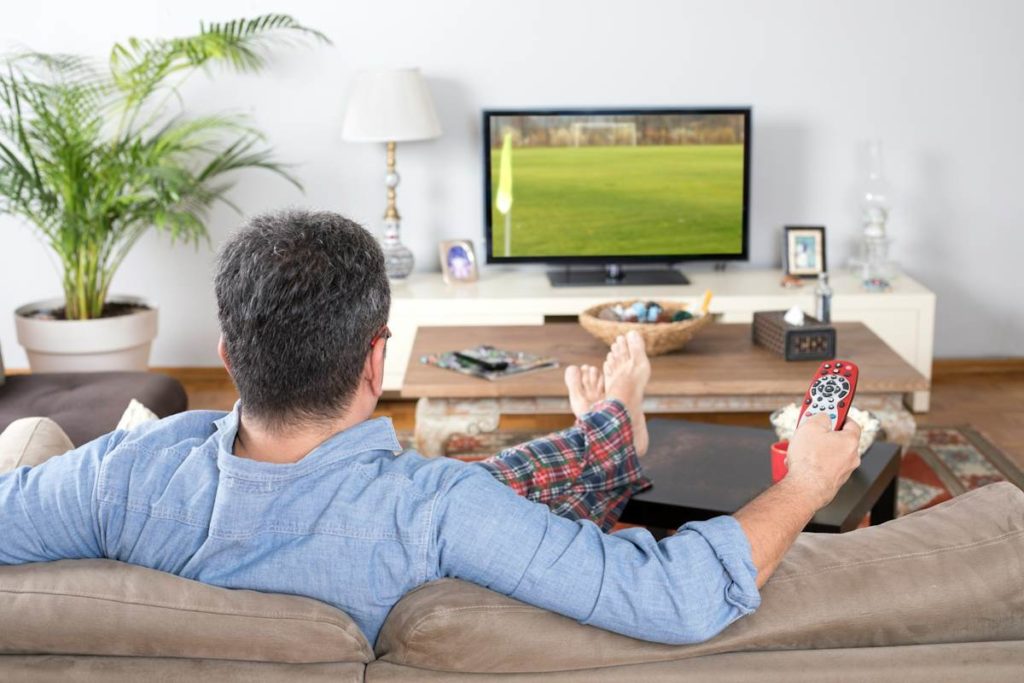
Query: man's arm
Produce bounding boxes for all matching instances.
[0,432,120,565]
[734,414,862,586]
[433,463,760,645]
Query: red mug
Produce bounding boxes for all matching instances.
[770,440,789,482]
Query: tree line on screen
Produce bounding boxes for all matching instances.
[491,114,745,148]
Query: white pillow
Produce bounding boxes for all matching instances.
[0,417,74,472]
[116,399,159,431]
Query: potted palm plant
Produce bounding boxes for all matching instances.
[0,15,325,371]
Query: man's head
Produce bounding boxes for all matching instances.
[215,210,391,431]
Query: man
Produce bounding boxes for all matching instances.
[0,210,911,646]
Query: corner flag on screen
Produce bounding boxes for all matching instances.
[496,131,513,256]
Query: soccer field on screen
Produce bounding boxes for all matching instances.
[490,144,745,258]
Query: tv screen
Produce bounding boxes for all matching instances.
[483,108,750,265]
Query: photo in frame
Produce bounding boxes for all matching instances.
[784,226,827,277]
[439,239,479,284]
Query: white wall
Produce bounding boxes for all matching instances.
[1,0,1022,368]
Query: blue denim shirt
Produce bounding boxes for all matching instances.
[0,406,760,645]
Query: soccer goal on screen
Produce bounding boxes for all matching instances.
[570,121,638,147]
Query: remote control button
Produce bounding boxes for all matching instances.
[835,362,842,369]
[839,400,846,407]
[833,368,840,374]
[830,412,837,419]
[805,398,811,404]
[844,371,851,377]
[824,363,830,368]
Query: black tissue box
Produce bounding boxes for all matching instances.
[752,311,836,361]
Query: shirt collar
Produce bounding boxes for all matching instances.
[213,401,404,480]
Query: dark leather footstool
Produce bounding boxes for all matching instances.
[0,372,188,446]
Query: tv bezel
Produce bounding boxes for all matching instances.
[482,106,752,266]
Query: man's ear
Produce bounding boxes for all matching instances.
[217,336,232,375]
[366,337,387,398]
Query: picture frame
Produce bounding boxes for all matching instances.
[784,226,827,277]
[439,239,479,284]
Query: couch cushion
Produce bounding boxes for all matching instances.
[0,559,374,665]
[0,656,365,683]
[0,417,74,471]
[0,371,187,445]
[375,482,1024,674]
[365,641,1024,682]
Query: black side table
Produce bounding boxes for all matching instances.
[621,419,900,534]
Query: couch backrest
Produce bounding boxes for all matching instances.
[0,559,374,665]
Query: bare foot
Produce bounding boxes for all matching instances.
[565,364,605,418]
[603,331,651,456]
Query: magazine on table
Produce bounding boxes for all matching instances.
[420,345,559,381]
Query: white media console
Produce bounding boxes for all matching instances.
[387,269,936,411]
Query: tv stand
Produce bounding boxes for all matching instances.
[547,264,689,287]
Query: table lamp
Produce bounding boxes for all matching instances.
[342,68,442,279]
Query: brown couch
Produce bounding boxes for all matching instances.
[1,411,1022,683]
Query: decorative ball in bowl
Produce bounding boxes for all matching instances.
[578,299,713,356]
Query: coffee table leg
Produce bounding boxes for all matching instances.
[871,475,898,525]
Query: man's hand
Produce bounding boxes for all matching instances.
[734,413,863,588]
[784,414,863,510]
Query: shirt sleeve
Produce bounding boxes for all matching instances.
[433,464,761,645]
[0,432,120,565]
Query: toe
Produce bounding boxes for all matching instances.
[625,330,647,358]
[613,335,627,360]
[564,365,583,391]
[586,365,601,395]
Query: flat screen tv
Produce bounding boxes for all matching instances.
[483,107,751,286]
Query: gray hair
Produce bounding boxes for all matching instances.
[215,210,390,430]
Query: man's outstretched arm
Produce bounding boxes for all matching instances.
[0,432,119,565]
[434,462,760,645]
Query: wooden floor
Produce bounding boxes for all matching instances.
[165,361,1024,469]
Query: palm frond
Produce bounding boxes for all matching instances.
[0,14,326,319]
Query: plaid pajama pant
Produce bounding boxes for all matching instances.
[475,399,652,532]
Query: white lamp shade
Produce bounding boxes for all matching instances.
[341,68,442,142]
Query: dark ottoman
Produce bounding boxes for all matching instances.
[0,372,187,446]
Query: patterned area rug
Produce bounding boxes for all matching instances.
[399,425,1024,519]
[899,426,1024,516]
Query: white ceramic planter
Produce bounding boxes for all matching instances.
[14,295,158,373]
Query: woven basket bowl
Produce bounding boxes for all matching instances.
[578,299,713,356]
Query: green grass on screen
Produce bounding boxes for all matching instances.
[490,144,744,257]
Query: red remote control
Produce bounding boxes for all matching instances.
[796,360,859,431]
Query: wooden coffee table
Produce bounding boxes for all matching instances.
[621,419,901,534]
[401,322,929,456]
